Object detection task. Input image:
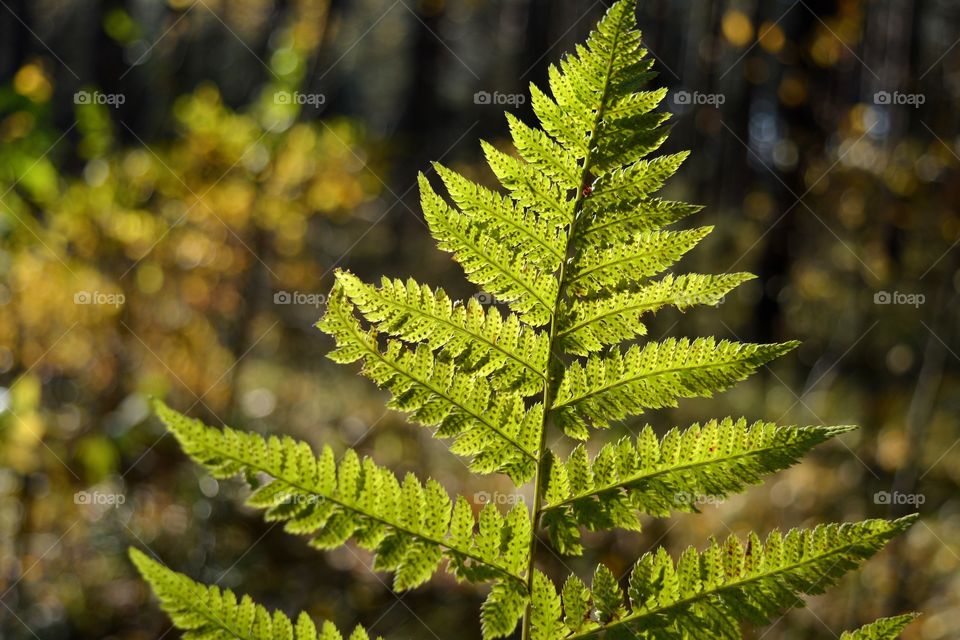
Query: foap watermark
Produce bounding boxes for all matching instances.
[276,492,322,506]
[474,491,526,506]
[273,291,326,308]
[673,90,725,107]
[74,90,126,107]
[472,291,522,306]
[873,91,925,108]
[274,91,326,107]
[74,291,125,307]
[873,491,925,507]
[673,292,727,308]
[474,90,526,107]
[673,491,724,508]
[75,490,126,507]
[873,291,925,308]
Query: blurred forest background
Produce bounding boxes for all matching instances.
[0,0,958,638]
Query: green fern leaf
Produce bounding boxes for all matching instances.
[335,270,548,396]
[139,2,920,638]
[577,197,702,251]
[552,338,798,438]
[591,564,627,624]
[433,162,567,270]
[558,273,755,355]
[154,401,528,590]
[536,516,915,639]
[530,571,566,640]
[482,579,529,640]
[839,614,919,639]
[318,288,539,482]
[586,151,690,211]
[505,113,580,189]
[481,141,574,226]
[539,420,854,554]
[560,575,591,634]
[419,173,558,326]
[129,548,378,640]
[566,226,712,296]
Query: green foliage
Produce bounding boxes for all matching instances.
[539,420,856,554]
[318,288,541,483]
[840,615,920,640]
[134,2,918,639]
[531,516,916,638]
[129,549,376,640]
[153,401,529,592]
[551,338,799,439]
[557,273,755,356]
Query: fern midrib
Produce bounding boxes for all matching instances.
[539,436,813,513]
[341,311,537,462]
[362,287,547,382]
[567,525,900,639]
[551,348,767,409]
[520,7,633,639]
[187,438,527,586]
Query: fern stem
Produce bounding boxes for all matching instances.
[520,7,631,638]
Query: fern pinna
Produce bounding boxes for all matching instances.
[131,2,918,639]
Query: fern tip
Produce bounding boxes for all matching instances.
[128,547,158,576]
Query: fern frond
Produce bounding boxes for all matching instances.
[135,2,918,639]
[557,273,755,355]
[531,516,916,639]
[335,270,548,396]
[419,173,558,326]
[540,420,855,554]
[433,162,566,270]
[482,579,530,640]
[536,0,650,159]
[505,113,580,189]
[551,338,798,438]
[129,548,378,640]
[528,83,588,156]
[577,197,702,249]
[566,226,713,296]
[482,141,574,226]
[593,93,672,172]
[318,288,540,482]
[529,571,566,640]
[154,401,530,590]
[840,614,918,639]
[586,151,690,210]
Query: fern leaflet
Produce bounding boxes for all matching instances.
[155,401,529,591]
[529,516,916,639]
[130,548,377,640]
